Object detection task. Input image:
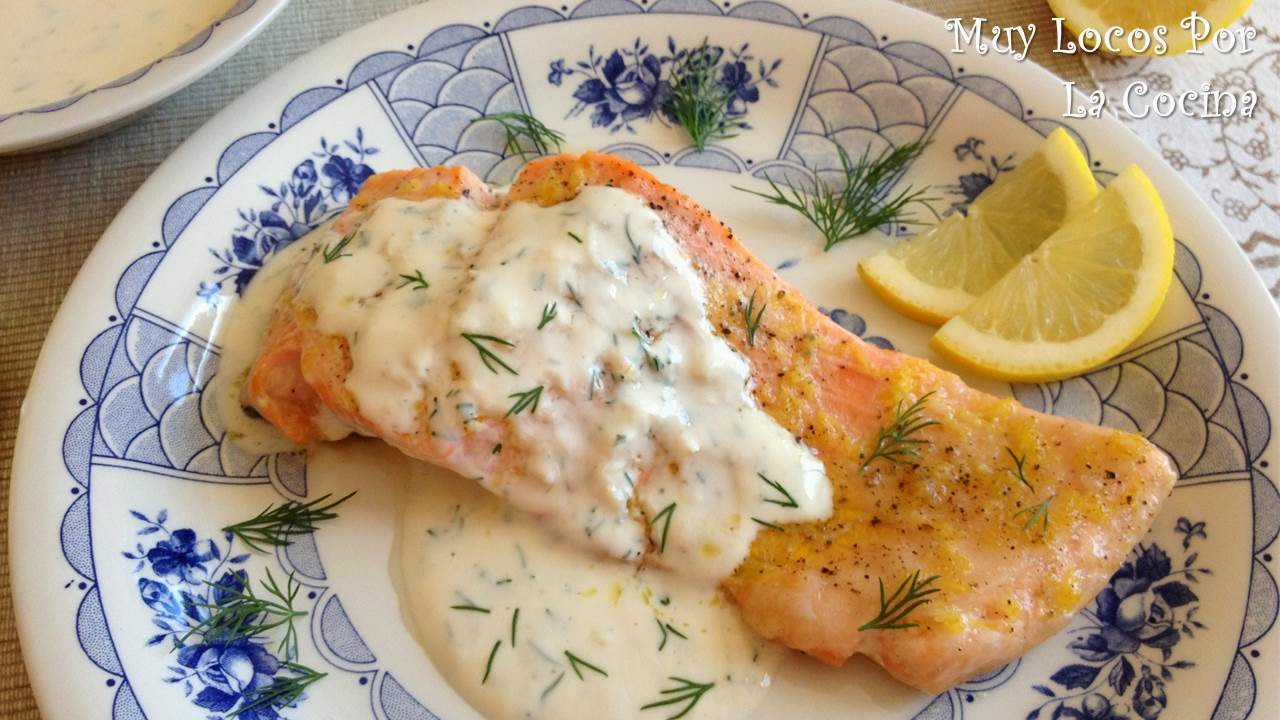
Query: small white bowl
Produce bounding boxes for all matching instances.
[0,0,290,155]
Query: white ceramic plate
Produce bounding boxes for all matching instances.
[0,0,290,154]
[12,0,1279,718]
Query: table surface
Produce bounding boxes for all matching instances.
[0,1,1094,716]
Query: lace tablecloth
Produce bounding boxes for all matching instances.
[1082,3,1279,298]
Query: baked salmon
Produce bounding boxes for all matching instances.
[242,152,1176,693]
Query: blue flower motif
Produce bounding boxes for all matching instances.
[946,136,1016,216]
[1132,667,1167,720]
[1030,524,1208,720]
[178,639,282,717]
[290,159,318,199]
[821,307,894,350]
[322,154,375,203]
[554,38,779,135]
[127,510,302,718]
[146,528,216,584]
[138,578,183,617]
[211,569,250,606]
[200,129,379,302]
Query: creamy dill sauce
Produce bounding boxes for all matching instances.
[395,462,783,720]
[289,186,831,581]
[3,0,237,113]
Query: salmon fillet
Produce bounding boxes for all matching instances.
[244,153,1176,693]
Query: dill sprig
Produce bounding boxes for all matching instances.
[650,502,677,553]
[510,608,520,646]
[322,232,355,263]
[538,302,558,330]
[757,472,798,508]
[483,640,502,684]
[222,492,356,553]
[860,391,939,473]
[632,319,663,372]
[506,385,544,417]
[743,288,766,347]
[664,40,745,151]
[472,111,565,159]
[656,618,688,651]
[565,282,583,307]
[396,269,429,291]
[450,602,491,614]
[858,570,941,631]
[1015,495,1056,532]
[462,332,518,375]
[233,662,326,717]
[568,231,583,244]
[625,217,643,264]
[641,676,716,719]
[1006,447,1034,490]
[565,650,608,680]
[751,517,783,531]
[735,141,930,251]
[183,569,306,658]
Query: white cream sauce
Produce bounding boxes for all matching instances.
[210,235,314,456]
[287,187,831,581]
[3,0,238,113]
[395,462,783,720]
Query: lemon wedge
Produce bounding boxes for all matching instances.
[930,165,1174,383]
[858,128,1098,325]
[1048,0,1254,56]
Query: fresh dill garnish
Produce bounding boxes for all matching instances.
[625,216,643,264]
[462,332,518,375]
[564,650,608,680]
[734,141,930,251]
[1006,447,1034,490]
[565,282,583,307]
[751,517,784,531]
[321,232,355,263]
[655,618,688,651]
[568,231,583,244]
[641,676,716,719]
[858,570,941,631]
[184,569,305,658]
[1015,495,1056,532]
[541,671,567,700]
[396,269,429,291]
[471,111,565,159]
[483,640,502,684]
[511,608,520,646]
[632,319,664,371]
[860,391,939,473]
[757,472,798,508]
[492,443,503,455]
[538,302,558,330]
[222,492,356,553]
[506,385,544,417]
[664,39,745,152]
[233,662,326,717]
[450,602,491,614]
[743,288,767,347]
[650,502,676,553]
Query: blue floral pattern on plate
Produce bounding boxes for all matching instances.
[1029,518,1211,720]
[199,130,379,301]
[124,510,310,719]
[550,37,779,134]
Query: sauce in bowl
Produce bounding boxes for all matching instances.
[4,0,239,113]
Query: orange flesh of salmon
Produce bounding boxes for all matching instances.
[245,153,1176,693]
